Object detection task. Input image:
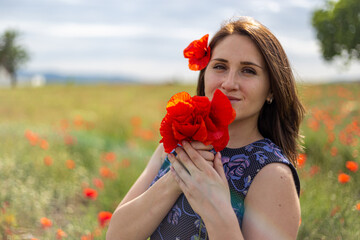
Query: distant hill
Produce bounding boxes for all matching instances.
[17,70,139,84]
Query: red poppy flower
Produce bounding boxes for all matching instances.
[98,211,112,227]
[330,205,340,217]
[338,173,350,184]
[40,217,52,229]
[99,166,115,179]
[66,159,75,169]
[40,139,49,150]
[309,165,320,176]
[25,130,39,145]
[56,229,67,239]
[81,234,93,240]
[346,161,358,172]
[44,156,53,166]
[102,152,116,163]
[183,34,211,71]
[93,178,104,189]
[297,153,307,168]
[83,188,98,200]
[160,89,235,153]
[356,202,360,211]
[330,146,338,156]
[64,134,76,145]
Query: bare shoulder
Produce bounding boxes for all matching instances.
[242,163,300,239]
[246,162,299,206]
[253,163,296,189]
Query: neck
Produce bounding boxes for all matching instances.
[226,118,263,149]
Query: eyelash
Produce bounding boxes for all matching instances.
[243,67,256,75]
[212,64,257,75]
[213,64,226,70]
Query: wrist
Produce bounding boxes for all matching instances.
[203,205,243,240]
[163,171,182,196]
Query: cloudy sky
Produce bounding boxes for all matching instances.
[1,0,359,83]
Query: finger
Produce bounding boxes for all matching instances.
[182,141,211,171]
[213,152,227,183]
[168,153,192,182]
[174,146,197,175]
[198,150,215,162]
[205,160,214,167]
[197,150,215,167]
[190,141,213,151]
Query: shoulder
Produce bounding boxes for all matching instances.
[242,163,300,239]
[243,139,298,186]
[249,163,297,195]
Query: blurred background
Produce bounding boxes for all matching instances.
[1,0,359,239]
[1,0,360,86]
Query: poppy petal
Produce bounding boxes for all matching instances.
[192,95,211,117]
[183,34,211,71]
[210,89,236,126]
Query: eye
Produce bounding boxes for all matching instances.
[213,64,227,70]
[242,67,256,75]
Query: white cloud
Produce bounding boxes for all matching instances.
[0,19,209,41]
[0,20,147,38]
[251,0,282,13]
[288,0,318,9]
[277,35,319,56]
[54,0,86,5]
[49,23,149,38]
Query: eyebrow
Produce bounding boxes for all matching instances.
[211,58,264,69]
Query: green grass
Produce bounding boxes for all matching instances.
[0,82,359,239]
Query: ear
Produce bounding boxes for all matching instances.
[266,92,273,101]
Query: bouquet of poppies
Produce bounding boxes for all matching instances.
[160,89,236,153]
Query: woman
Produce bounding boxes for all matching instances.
[107,16,305,240]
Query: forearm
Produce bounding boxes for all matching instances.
[203,205,244,240]
[106,172,182,240]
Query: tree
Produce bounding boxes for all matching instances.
[311,0,360,63]
[0,29,30,88]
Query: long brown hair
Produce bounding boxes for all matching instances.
[196,17,305,166]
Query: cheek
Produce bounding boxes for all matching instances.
[204,72,221,98]
[250,77,270,100]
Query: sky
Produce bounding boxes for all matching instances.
[1,0,360,83]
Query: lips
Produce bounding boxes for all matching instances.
[226,95,241,102]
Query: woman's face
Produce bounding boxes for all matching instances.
[204,34,272,125]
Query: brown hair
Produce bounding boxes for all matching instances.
[196,17,305,166]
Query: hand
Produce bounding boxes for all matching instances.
[168,141,232,222]
[188,141,215,166]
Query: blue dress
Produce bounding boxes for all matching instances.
[149,138,300,240]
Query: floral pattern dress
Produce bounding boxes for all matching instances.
[149,138,300,240]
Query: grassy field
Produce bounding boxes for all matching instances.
[0,82,359,239]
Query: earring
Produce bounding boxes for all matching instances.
[267,98,273,104]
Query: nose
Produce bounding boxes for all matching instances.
[221,70,239,91]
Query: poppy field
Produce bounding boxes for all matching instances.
[0,82,359,239]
